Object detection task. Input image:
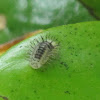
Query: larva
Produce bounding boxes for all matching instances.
[27,35,59,69]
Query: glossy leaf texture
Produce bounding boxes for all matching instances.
[0,21,100,100]
[0,0,95,44]
[80,0,100,19]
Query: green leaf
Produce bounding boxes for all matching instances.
[0,0,95,44]
[0,21,100,100]
[80,0,100,19]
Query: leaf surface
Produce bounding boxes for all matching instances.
[0,21,100,100]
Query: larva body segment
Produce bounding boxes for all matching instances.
[27,35,59,69]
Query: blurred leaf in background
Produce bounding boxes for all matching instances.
[79,0,100,19]
[0,0,95,44]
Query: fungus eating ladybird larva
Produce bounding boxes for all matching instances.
[27,35,59,69]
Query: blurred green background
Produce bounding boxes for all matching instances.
[0,0,99,44]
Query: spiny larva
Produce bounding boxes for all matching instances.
[27,35,59,69]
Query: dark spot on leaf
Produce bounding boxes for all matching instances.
[59,31,62,34]
[75,54,78,56]
[20,46,22,48]
[60,62,69,70]
[80,48,82,50]
[74,28,77,30]
[90,37,92,39]
[88,53,91,55]
[93,33,95,35]
[96,44,100,47]
[90,63,93,66]
[67,41,70,44]
[70,53,73,55]
[11,90,14,92]
[40,70,44,72]
[64,91,71,94]
[69,25,72,28]
[3,97,8,100]
[34,90,37,93]
[68,47,73,49]
[0,95,8,100]
[37,97,40,99]
[40,68,47,72]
